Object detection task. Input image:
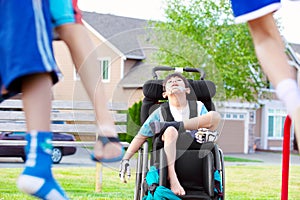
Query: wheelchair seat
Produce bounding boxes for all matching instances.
[134,67,225,200]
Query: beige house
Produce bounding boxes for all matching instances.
[53,12,155,106]
[52,11,298,154]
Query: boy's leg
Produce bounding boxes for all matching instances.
[50,0,123,162]
[56,24,123,162]
[247,14,300,151]
[247,14,295,87]
[161,127,186,196]
[230,0,300,151]
[21,74,52,131]
[17,74,68,200]
[1,1,67,198]
[54,25,113,129]
[150,121,184,134]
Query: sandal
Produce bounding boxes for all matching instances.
[91,136,124,163]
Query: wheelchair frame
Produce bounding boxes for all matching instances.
[134,66,225,200]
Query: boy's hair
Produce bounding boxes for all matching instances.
[162,73,189,91]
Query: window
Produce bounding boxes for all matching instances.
[267,108,286,138]
[99,59,110,82]
[221,112,245,120]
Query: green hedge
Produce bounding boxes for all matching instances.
[119,100,153,150]
[119,101,142,144]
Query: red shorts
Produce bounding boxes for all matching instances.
[72,0,82,24]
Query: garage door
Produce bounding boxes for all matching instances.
[216,120,244,153]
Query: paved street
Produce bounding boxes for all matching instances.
[0,147,95,168]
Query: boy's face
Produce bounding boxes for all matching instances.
[163,76,190,97]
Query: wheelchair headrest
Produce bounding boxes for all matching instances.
[142,79,216,101]
[141,79,216,124]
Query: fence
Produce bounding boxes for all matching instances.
[0,99,128,192]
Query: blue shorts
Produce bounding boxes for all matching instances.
[230,0,281,23]
[50,0,82,27]
[0,0,58,94]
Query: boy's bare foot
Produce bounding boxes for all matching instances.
[169,176,186,196]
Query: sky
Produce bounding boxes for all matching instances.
[78,0,166,21]
[78,0,300,44]
[276,0,300,44]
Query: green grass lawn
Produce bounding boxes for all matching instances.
[0,166,135,200]
[1,165,300,200]
[224,156,263,163]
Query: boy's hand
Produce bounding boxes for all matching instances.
[119,159,130,183]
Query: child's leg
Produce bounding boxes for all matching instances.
[248,13,295,87]
[162,127,186,196]
[55,24,115,134]
[21,74,52,131]
[248,14,300,151]
[49,0,123,162]
[17,74,68,200]
[55,24,123,162]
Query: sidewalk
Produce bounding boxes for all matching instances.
[224,150,300,166]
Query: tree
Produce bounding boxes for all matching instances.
[148,0,268,102]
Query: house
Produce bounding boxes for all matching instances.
[216,41,300,153]
[53,12,156,106]
[52,11,298,154]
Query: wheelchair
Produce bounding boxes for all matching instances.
[134,66,225,200]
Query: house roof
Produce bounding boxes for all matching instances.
[290,43,300,54]
[82,12,149,60]
[118,61,157,88]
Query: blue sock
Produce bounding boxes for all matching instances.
[17,131,69,200]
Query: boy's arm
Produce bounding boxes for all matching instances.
[120,134,147,183]
[123,108,161,159]
[122,133,148,160]
[119,109,160,183]
[183,111,221,131]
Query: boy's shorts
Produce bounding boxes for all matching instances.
[0,0,59,94]
[230,0,281,23]
[50,0,82,27]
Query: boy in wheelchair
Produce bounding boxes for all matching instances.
[119,72,221,196]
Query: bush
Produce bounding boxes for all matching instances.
[120,101,142,144]
[119,100,153,150]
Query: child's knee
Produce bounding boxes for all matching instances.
[162,127,179,141]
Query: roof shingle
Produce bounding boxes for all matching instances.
[82,12,149,59]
